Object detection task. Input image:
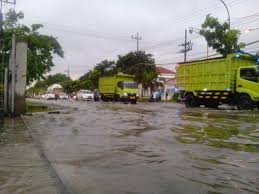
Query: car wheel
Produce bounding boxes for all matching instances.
[131,100,137,104]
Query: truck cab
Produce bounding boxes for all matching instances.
[236,66,259,109]
[117,81,139,103]
[99,73,139,104]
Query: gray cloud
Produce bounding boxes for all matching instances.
[11,0,259,79]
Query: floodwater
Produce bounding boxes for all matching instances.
[0,117,67,194]
[9,99,259,193]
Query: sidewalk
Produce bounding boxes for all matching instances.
[0,117,68,194]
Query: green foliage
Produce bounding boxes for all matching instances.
[116,51,157,89]
[45,73,71,86]
[62,80,82,93]
[78,51,157,91]
[4,9,24,29]
[94,60,117,77]
[28,50,158,94]
[0,9,64,84]
[200,15,244,56]
[79,60,116,90]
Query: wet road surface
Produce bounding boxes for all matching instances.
[0,117,66,194]
[21,99,259,194]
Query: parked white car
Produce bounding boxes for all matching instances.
[76,90,94,101]
[41,94,46,99]
[44,92,55,100]
[59,92,69,99]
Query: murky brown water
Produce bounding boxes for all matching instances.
[20,100,259,193]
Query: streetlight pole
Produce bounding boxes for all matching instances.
[218,0,231,30]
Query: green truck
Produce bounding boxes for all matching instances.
[176,53,259,110]
[98,73,139,104]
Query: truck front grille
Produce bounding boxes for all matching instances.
[128,93,136,97]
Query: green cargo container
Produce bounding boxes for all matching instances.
[176,54,259,109]
[99,73,139,104]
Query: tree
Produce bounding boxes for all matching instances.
[0,9,64,84]
[116,51,157,89]
[200,15,244,56]
[45,73,71,86]
[61,51,157,93]
[79,60,116,90]
[62,80,82,94]
[94,60,117,76]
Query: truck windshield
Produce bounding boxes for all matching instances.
[124,82,138,89]
[240,68,258,83]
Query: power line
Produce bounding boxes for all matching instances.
[174,0,243,25]
[232,13,259,22]
[42,26,134,42]
[143,36,200,51]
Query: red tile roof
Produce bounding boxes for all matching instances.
[156,66,175,74]
[168,77,176,81]
[167,77,176,84]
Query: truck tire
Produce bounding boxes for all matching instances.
[131,99,137,104]
[205,102,219,109]
[237,94,254,110]
[185,94,199,108]
[114,94,120,102]
[101,95,108,102]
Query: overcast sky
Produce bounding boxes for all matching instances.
[6,0,259,79]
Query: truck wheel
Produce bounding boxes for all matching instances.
[237,94,254,110]
[205,102,219,109]
[101,95,108,102]
[114,94,120,102]
[131,100,137,104]
[185,94,199,108]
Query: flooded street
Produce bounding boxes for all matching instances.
[0,117,66,194]
[19,100,259,193]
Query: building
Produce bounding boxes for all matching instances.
[139,66,176,100]
[156,66,176,100]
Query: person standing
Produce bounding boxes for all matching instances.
[166,91,169,101]
[158,90,162,102]
[154,90,157,102]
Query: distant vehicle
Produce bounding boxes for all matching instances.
[176,53,259,110]
[47,84,63,100]
[76,90,94,101]
[44,92,55,100]
[41,94,46,99]
[59,92,69,99]
[99,73,139,104]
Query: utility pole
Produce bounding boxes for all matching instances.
[64,64,70,78]
[67,64,70,78]
[131,33,142,52]
[179,29,193,62]
[189,27,209,59]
